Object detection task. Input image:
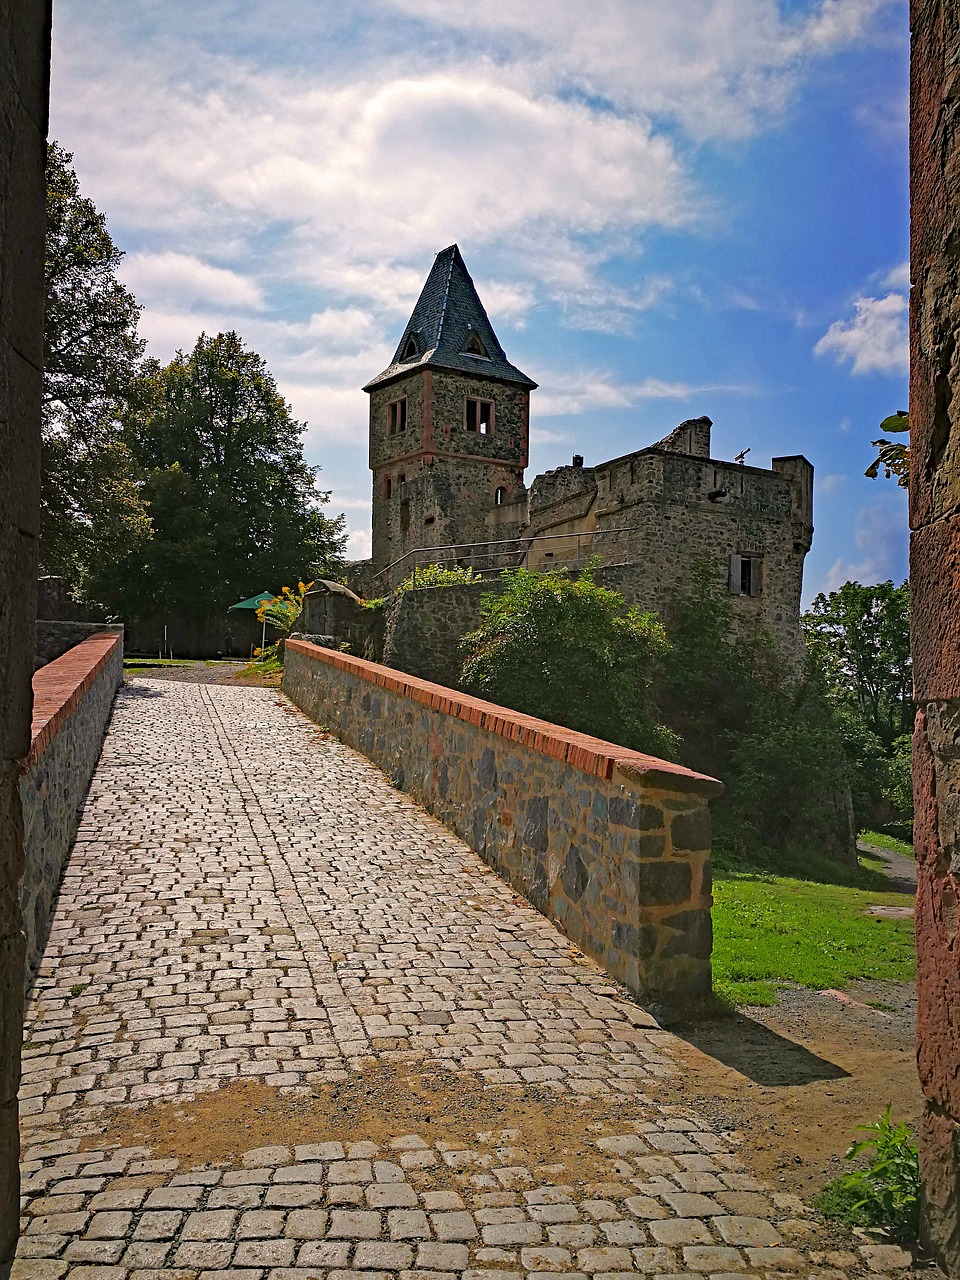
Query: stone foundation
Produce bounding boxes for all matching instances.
[284,639,721,1007]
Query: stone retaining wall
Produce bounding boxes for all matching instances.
[19,632,123,984]
[284,639,721,1006]
[381,582,486,686]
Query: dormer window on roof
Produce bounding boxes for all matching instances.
[463,331,489,359]
[401,334,419,361]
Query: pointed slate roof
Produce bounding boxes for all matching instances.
[363,245,537,392]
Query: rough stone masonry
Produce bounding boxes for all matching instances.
[910,1,960,1271]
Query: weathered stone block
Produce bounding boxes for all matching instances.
[670,808,711,851]
[626,861,692,907]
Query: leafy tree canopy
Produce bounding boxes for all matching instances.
[40,142,150,591]
[658,563,852,858]
[460,565,677,760]
[802,580,912,752]
[101,332,348,616]
[100,331,346,617]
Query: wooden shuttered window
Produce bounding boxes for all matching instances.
[729,554,762,597]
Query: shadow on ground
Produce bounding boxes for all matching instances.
[674,1011,851,1086]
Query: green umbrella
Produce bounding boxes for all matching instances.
[228,591,276,652]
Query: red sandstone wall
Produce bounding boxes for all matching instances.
[910,1,960,1269]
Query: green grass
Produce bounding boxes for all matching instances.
[712,844,916,1007]
[859,829,914,857]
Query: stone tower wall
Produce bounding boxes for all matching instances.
[910,0,960,1269]
[370,368,529,576]
[524,449,813,661]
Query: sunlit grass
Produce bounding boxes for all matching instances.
[712,845,916,1007]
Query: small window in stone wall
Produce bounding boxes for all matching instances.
[729,554,762,597]
[466,398,494,435]
[388,397,408,435]
[495,487,505,506]
[384,476,393,500]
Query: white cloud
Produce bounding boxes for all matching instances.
[884,261,910,290]
[50,0,897,358]
[814,291,908,375]
[333,496,373,512]
[474,279,536,326]
[346,527,372,561]
[529,426,572,445]
[54,44,691,302]
[816,473,847,494]
[378,0,894,140]
[823,496,908,590]
[534,370,751,417]
[121,251,264,312]
[304,307,382,350]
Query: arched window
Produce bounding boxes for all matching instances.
[401,334,419,361]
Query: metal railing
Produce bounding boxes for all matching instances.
[374,525,640,590]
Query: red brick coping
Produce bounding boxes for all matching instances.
[286,639,722,798]
[24,631,122,772]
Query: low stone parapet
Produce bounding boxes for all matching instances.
[284,639,722,1007]
[19,631,123,983]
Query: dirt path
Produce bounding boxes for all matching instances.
[656,980,920,1200]
[858,839,918,894]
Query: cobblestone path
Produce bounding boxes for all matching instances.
[14,680,917,1279]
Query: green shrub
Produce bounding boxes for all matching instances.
[461,566,676,758]
[397,563,480,593]
[814,1106,920,1244]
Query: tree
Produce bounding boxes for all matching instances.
[658,563,853,859]
[103,331,346,616]
[802,580,912,752]
[802,580,912,829]
[865,411,910,488]
[41,142,150,593]
[460,565,677,759]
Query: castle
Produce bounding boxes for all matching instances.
[361,245,813,657]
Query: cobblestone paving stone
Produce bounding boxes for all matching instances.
[14,679,921,1279]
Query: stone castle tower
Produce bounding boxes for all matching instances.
[364,245,536,573]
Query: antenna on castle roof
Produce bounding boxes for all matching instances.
[734,448,751,465]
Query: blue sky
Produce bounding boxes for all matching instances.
[50,0,909,601]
